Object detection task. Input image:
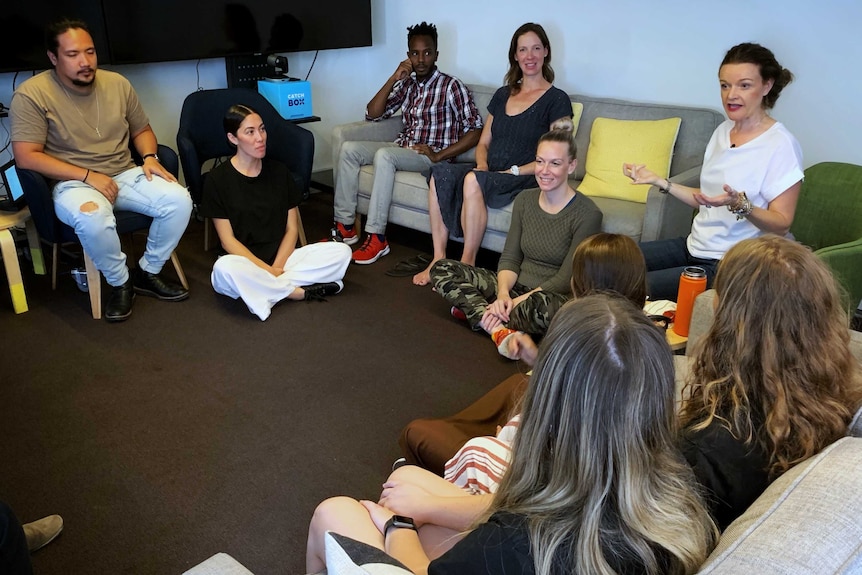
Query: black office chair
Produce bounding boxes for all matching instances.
[17,144,189,319]
[176,88,314,249]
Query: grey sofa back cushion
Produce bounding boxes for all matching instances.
[685,289,716,357]
[697,436,862,574]
[454,84,498,163]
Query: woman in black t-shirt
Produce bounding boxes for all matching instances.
[201,105,351,320]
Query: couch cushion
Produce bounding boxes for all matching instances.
[454,84,499,163]
[696,437,862,574]
[590,196,647,240]
[324,531,412,574]
[182,553,254,575]
[570,101,584,136]
[577,117,681,203]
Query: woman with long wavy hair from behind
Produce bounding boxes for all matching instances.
[679,234,862,530]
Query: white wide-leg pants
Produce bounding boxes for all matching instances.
[211,242,352,320]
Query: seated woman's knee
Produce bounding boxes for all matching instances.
[462,172,483,198]
[387,462,429,484]
[311,496,357,527]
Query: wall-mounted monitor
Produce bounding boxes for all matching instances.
[103,0,372,65]
[0,1,111,73]
[0,1,371,73]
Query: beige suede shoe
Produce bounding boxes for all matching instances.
[23,514,64,552]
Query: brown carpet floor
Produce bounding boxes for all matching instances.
[0,190,522,574]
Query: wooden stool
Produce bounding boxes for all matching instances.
[0,207,47,313]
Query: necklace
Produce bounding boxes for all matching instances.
[60,82,101,138]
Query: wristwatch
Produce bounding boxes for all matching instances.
[384,515,417,537]
[509,165,520,176]
[142,153,159,161]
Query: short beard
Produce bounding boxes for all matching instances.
[71,72,96,87]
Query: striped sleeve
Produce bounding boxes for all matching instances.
[444,416,519,494]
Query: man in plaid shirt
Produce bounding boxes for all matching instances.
[330,21,483,264]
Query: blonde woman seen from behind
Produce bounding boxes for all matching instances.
[306,295,717,574]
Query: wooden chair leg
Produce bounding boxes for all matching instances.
[204,217,215,251]
[170,252,189,290]
[296,208,308,247]
[83,251,102,320]
[354,213,362,237]
[0,228,28,313]
[25,219,46,276]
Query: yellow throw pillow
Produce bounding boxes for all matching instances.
[577,117,681,203]
[571,102,584,135]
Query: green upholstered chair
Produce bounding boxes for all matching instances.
[790,161,862,313]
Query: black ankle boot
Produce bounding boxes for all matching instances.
[132,268,189,301]
[105,278,135,322]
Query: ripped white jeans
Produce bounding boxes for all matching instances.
[53,167,192,286]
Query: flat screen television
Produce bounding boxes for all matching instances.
[0,1,111,73]
[103,0,372,65]
[0,1,371,72]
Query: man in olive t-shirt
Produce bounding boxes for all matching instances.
[10,18,192,322]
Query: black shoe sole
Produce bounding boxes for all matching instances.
[133,286,190,302]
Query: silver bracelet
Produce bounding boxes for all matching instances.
[728,191,752,220]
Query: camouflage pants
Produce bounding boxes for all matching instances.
[430,259,569,335]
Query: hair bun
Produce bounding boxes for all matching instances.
[550,117,575,133]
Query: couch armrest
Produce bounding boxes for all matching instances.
[331,118,403,186]
[641,166,700,242]
[814,238,862,314]
[685,289,716,357]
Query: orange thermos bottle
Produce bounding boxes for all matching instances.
[673,266,707,337]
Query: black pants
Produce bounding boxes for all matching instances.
[0,500,32,575]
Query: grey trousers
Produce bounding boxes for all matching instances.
[334,141,433,235]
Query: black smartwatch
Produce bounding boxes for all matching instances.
[384,515,417,537]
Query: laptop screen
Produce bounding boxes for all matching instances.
[2,161,24,202]
[0,160,28,211]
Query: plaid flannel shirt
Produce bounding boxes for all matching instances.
[371,68,483,153]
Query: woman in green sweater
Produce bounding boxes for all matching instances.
[429,120,602,349]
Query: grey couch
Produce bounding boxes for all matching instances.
[331,84,725,252]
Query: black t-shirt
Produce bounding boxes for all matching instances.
[681,421,771,531]
[429,511,662,575]
[200,158,300,264]
[428,511,534,575]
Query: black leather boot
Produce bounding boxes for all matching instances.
[132,268,189,301]
[105,278,135,322]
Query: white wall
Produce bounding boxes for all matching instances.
[1,0,860,174]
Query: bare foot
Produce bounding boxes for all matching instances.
[412,259,440,286]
